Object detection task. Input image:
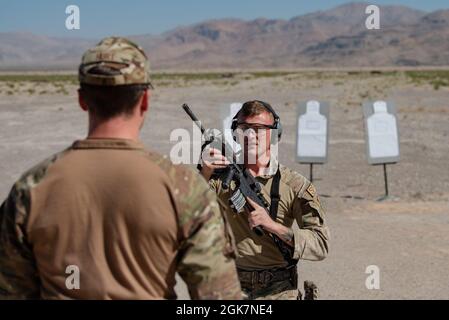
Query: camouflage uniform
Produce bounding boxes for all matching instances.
[0,37,242,300]
[209,164,330,300]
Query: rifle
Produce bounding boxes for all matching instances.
[182,103,269,236]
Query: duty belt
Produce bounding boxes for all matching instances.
[237,265,297,290]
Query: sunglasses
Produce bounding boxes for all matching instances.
[236,122,275,131]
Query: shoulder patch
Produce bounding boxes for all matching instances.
[307,184,317,198]
[280,165,308,195]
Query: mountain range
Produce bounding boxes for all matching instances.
[1,2,449,70]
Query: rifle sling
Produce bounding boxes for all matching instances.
[269,168,298,267]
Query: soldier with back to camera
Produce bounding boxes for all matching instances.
[0,37,241,300]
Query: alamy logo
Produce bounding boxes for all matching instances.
[168,124,279,166]
[65,265,80,290]
[65,5,80,30]
[365,265,380,290]
[365,5,380,30]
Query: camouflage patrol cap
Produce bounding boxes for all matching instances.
[79,36,153,88]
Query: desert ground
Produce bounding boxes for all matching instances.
[0,70,448,299]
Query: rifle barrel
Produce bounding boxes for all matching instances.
[182,104,206,134]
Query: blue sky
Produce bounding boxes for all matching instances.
[1,0,448,38]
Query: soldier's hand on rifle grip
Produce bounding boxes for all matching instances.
[200,147,230,180]
[245,197,277,237]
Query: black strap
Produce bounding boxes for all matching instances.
[269,169,281,220]
[269,168,298,266]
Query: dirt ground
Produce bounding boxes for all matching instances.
[0,71,448,299]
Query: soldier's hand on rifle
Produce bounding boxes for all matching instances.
[200,147,230,180]
[246,197,277,233]
[246,197,294,246]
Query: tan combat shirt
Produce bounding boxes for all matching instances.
[210,165,330,270]
[0,138,241,300]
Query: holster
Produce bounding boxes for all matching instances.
[304,280,319,300]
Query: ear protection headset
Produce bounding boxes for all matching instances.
[231,100,283,141]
